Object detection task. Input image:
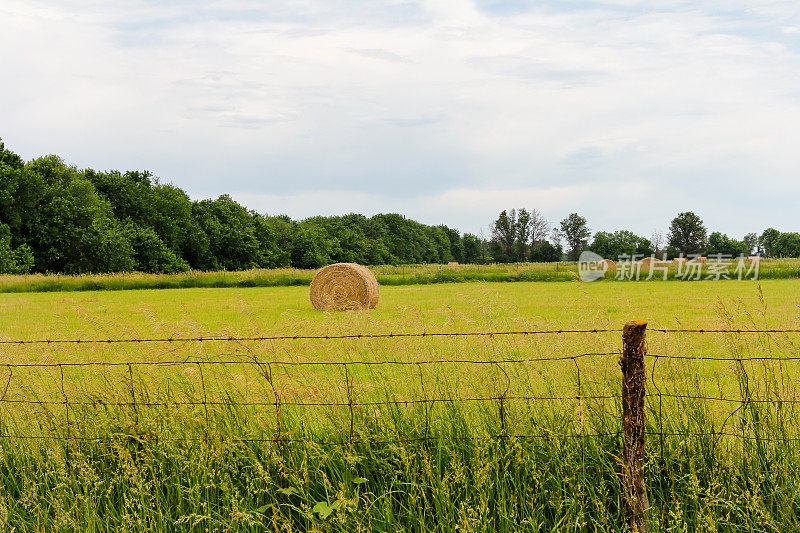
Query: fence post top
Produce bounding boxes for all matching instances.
[624,320,648,330]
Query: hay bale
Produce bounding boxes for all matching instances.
[447,262,459,266]
[310,263,379,311]
[673,258,687,264]
[599,259,616,270]
[697,256,707,263]
[638,257,656,270]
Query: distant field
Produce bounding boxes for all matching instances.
[2,258,799,293]
[1,280,800,530]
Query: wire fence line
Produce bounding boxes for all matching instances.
[1,327,800,417]
[3,326,799,345]
[0,328,622,345]
[3,350,800,367]
[3,324,800,530]
[0,351,618,367]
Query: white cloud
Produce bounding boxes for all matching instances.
[2,0,800,237]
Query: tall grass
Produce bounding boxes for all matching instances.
[2,339,800,529]
[3,259,799,294]
[2,283,799,530]
[2,383,800,531]
[0,264,578,293]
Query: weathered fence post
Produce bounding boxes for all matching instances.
[621,320,649,533]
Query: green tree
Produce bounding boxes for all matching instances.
[291,223,332,269]
[707,232,748,257]
[462,234,485,264]
[0,223,34,274]
[667,212,707,257]
[15,156,135,273]
[560,213,591,261]
[743,233,759,256]
[491,208,547,262]
[774,232,800,258]
[590,231,653,260]
[79,219,136,273]
[252,215,293,268]
[514,208,532,261]
[0,139,24,232]
[121,221,189,273]
[439,225,464,263]
[530,241,561,262]
[192,195,261,271]
[491,210,517,262]
[760,228,780,258]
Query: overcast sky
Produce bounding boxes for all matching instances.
[2,0,800,238]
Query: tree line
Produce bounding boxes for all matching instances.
[0,141,487,274]
[490,209,797,263]
[2,140,799,275]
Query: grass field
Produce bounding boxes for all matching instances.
[1,280,800,531]
[1,258,799,293]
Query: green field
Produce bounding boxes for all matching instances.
[1,280,800,531]
[1,258,799,294]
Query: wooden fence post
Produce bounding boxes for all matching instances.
[621,320,649,533]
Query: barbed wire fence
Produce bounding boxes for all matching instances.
[1,325,800,531]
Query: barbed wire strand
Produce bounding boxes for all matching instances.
[0,329,622,345]
[0,352,619,368]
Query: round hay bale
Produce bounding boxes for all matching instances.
[673,257,687,264]
[310,263,379,311]
[447,261,459,266]
[639,256,666,267]
[599,259,616,270]
[697,256,707,263]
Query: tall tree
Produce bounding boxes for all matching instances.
[462,233,483,263]
[667,212,707,257]
[491,209,517,256]
[760,228,780,258]
[743,233,759,256]
[514,208,532,261]
[490,210,514,262]
[560,213,591,261]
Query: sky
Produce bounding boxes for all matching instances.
[2,0,800,239]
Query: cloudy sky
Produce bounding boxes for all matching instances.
[2,0,800,238]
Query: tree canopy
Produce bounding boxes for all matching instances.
[667,212,707,257]
[2,140,798,274]
[0,141,477,274]
[590,231,653,260]
[560,213,591,261]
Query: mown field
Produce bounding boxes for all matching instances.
[1,280,800,531]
